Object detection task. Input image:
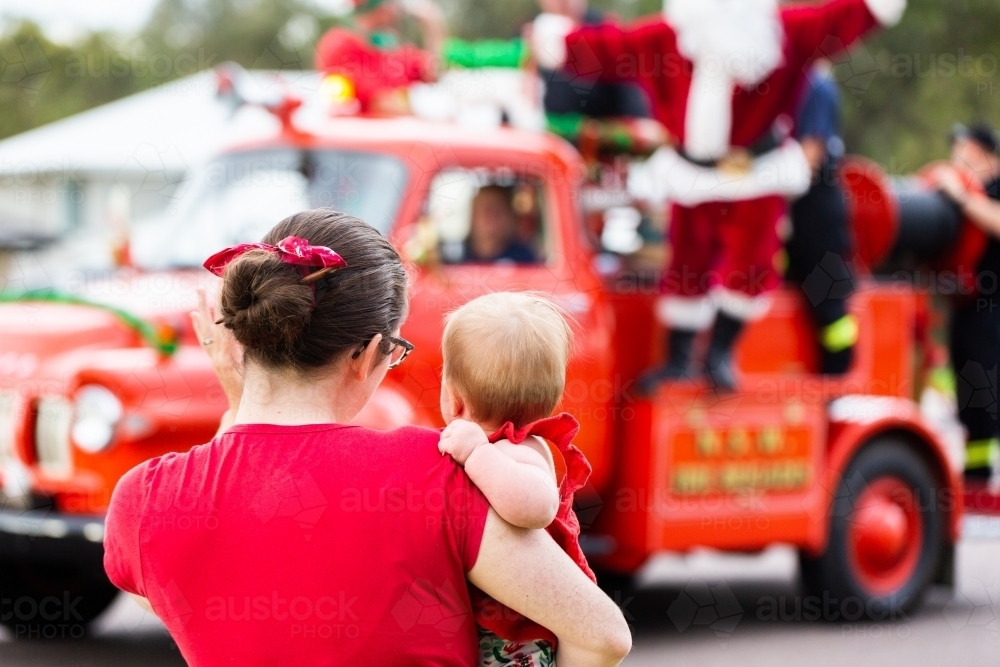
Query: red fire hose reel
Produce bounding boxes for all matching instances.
[842,156,988,292]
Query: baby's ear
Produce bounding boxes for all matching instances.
[442,381,468,419]
[452,393,470,420]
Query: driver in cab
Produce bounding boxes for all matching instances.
[460,185,538,264]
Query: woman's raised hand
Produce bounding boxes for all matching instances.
[191,287,245,421]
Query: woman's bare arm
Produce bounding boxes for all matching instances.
[939,169,1000,238]
[468,510,631,667]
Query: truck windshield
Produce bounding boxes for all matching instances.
[138,148,408,269]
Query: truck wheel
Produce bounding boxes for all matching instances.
[594,568,637,598]
[800,437,943,620]
[0,559,119,638]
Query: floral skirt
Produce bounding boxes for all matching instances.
[478,626,555,667]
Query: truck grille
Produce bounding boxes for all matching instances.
[0,392,15,464]
[35,397,73,477]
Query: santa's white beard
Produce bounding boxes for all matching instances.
[665,0,785,86]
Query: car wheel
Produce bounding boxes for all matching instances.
[0,558,119,638]
[800,437,944,620]
[594,567,637,598]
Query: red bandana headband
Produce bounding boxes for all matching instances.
[203,236,348,284]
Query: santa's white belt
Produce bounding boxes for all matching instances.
[628,140,812,208]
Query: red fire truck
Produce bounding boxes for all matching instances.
[0,68,984,635]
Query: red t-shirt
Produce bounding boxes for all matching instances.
[104,423,490,666]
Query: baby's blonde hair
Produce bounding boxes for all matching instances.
[443,292,573,428]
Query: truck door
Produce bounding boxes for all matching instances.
[389,161,617,488]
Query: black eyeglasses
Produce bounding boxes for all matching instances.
[353,335,414,369]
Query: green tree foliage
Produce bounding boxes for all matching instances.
[1,0,998,169]
[0,23,147,140]
[0,0,334,141]
[139,0,331,72]
[840,0,1000,171]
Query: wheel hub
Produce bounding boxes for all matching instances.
[847,476,923,596]
[853,495,908,569]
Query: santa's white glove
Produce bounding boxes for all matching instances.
[629,142,812,208]
[628,148,702,205]
[864,0,906,26]
[531,13,575,70]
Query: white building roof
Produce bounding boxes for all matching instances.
[0,69,323,179]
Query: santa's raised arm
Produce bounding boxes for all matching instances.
[533,0,906,392]
[533,0,904,205]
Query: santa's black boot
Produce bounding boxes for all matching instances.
[703,313,745,392]
[637,329,697,396]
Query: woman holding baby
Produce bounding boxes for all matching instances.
[103,209,630,666]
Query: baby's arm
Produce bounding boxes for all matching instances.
[439,420,560,530]
[468,436,559,529]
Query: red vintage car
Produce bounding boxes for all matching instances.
[0,76,970,637]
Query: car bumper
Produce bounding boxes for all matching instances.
[0,509,105,563]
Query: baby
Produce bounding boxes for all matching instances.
[438,291,595,667]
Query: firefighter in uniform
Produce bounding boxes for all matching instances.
[787,59,858,375]
[938,123,1000,485]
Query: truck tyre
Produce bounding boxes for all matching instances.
[594,568,637,598]
[0,559,119,638]
[800,437,943,620]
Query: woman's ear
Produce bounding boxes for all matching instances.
[350,334,383,382]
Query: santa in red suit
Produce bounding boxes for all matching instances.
[533,0,906,391]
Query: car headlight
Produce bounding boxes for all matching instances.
[72,385,124,453]
[0,391,16,464]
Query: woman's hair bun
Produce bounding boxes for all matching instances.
[219,249,315,351]
[214,209,408,373]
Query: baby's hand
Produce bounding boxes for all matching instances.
[439,419,489,466]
